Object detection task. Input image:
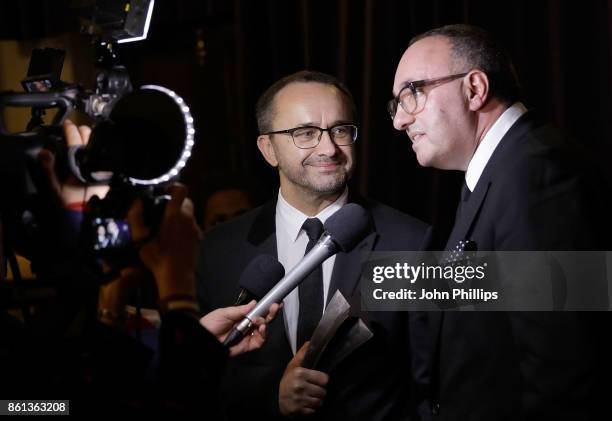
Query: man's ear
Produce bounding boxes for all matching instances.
[464,70,490,111]
[257,135,279,167]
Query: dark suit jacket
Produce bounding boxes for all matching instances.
[197,195,428,420]
[427,112,611,421]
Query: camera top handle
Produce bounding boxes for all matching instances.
[0,89,77,138]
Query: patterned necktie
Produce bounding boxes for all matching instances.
[296,218,324,349]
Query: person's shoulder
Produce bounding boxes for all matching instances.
[489,114,603,213]
[363,199,429,247]
[202,202,273,245]
[493,113,586,181]
[368,200,426,228]
[506,112,578,160]
[524,122,576,155]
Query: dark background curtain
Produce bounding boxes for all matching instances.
[1,0,611,237]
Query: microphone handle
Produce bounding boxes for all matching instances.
[223,234,337,348]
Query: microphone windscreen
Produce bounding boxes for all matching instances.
[323,203,370,252]
[238,255,285,299]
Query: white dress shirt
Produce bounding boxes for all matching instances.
[276,188,348,354]
[465,102,527,191]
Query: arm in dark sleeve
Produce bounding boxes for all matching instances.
[157,310,229,414]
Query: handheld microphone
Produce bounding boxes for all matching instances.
[234,255,285,306]
[224,203,369,348]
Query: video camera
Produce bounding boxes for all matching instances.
[0,0,195,278]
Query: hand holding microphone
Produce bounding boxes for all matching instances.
[201,299,281,357]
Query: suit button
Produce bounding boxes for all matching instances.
[432,402,440,416]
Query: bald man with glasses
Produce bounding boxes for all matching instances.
[197,70,428,420]
[390,24,611,420]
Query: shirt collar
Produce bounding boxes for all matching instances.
[465,102,527,191]
[276,187,349,242]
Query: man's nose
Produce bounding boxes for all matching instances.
[314,130,339,155]
[392,107,416,131]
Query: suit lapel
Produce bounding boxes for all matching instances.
[247,199,278,258]
[445,182,491,249]
[246,199,294,358]
[327,194,378,304]
[434,111,541,387]
[444,111,538,250]
[328,231,377,304]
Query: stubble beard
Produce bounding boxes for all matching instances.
[279,160,353,197]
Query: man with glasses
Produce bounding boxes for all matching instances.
[389,24,609,420]
[197,70,427,420]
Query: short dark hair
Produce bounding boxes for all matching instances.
[410,24,521,103]
[255,70,357,134]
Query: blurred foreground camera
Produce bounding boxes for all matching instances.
[0,0,195,279]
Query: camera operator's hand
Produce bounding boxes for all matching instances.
[38,119,108,207]
[127,183,201,300]
[127,183,280,355]
[97,266,151,330]
[279,342,329,417]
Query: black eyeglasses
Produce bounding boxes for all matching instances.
[263,124,358,149]
[387,72,468,118]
